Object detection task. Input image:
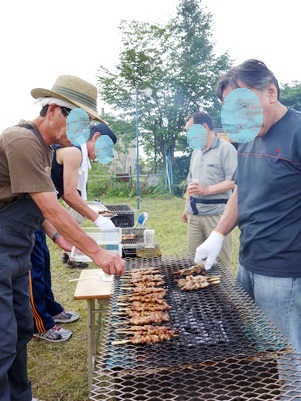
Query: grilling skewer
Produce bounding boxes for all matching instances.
[117,302,172,312]
[173,263,205,276]
[177,275,220,290]
[129,311,170,325]
[116,325,172,333]
[112,330,178,345]
[117,297,167,304]
[116,327,177,335]
[121,286,167,294]
[120,274,165,283]
[123,268,161,276]
[120,280,165,289]
[117,297,168,305]
[174,275,220,283]
[118,291,168,301]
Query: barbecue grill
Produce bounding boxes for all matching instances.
[105,204,135,228]
[90,256,301,401]
[121,227,146,257]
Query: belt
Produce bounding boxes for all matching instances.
[190,196,228,215]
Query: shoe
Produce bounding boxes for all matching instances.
[67,260,89,268]
[33,325,72,343]
[53,310,80,324]
[62,252,69,263]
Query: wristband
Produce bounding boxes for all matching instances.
[52,232,61,243]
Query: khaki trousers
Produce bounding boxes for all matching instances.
[187,213,232,268]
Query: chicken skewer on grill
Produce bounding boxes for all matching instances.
[121,280,166,289]
[129,311,170,325]
[119,301,172,312]
[118,290,168,302]
[112,330,178,345]
[173,263,205,277]
[177,274,220,290]
[120,273,165,283]
[124,268,161,276]
[127,286,167,294]
[127,267,160,274]
[116,325,173,333]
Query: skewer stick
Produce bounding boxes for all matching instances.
[112,340,130,345]
[118,287,134,290]
[123,270,160,276]
[111,335,179,346]
[115,330,172,334]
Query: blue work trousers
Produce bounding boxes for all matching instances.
[30,230,63,333]
[0,195,43,401]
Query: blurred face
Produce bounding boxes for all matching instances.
[221,81,278,138]
[87,132,115,164]
[185,118,208,150]
[65,108,90,146]
[86,133,99,160]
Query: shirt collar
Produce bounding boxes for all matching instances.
[203,133,219,152]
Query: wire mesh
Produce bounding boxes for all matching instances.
[90,255,301,401]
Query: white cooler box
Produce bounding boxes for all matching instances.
[69,227,122,263]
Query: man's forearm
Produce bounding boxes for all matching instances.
[62,192,99,222]
[204,179,235,196]
[215,186,238,236]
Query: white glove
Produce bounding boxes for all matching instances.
[94,215,115,230]
[194,230,225,271]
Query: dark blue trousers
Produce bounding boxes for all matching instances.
[0,195,44,401]
[30,230,63,333]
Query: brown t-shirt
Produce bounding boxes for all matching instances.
[0,121,55,209]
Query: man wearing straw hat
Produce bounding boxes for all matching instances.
[30,123,118,343]
[0,75,125,401]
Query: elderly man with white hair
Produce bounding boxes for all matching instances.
[0,74,125,401]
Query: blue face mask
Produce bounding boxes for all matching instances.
[66,108,90,146]
[187,123,207,150]
[95,135,114,164]
[221,88,263,143]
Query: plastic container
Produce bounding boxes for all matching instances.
[69,227,122,262]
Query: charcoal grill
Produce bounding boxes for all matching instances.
[90,256,301,401]
[121,227,145,257]
[105,204,135,228]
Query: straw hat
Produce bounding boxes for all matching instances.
[31,75,104,122]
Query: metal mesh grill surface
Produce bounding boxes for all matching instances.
[105,204,135,213]
[90,255,301,401]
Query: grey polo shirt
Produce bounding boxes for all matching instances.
[186,135,237,215]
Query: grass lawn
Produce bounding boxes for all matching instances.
[28,194,240,401]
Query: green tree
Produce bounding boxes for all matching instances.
[96,0,232,188]
[280,81,301,111]
[101,113,136,173]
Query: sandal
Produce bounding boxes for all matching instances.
[67,260,89,269]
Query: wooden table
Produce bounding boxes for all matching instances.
[73,269,113,392]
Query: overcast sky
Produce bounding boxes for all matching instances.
[1,0,299,131]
